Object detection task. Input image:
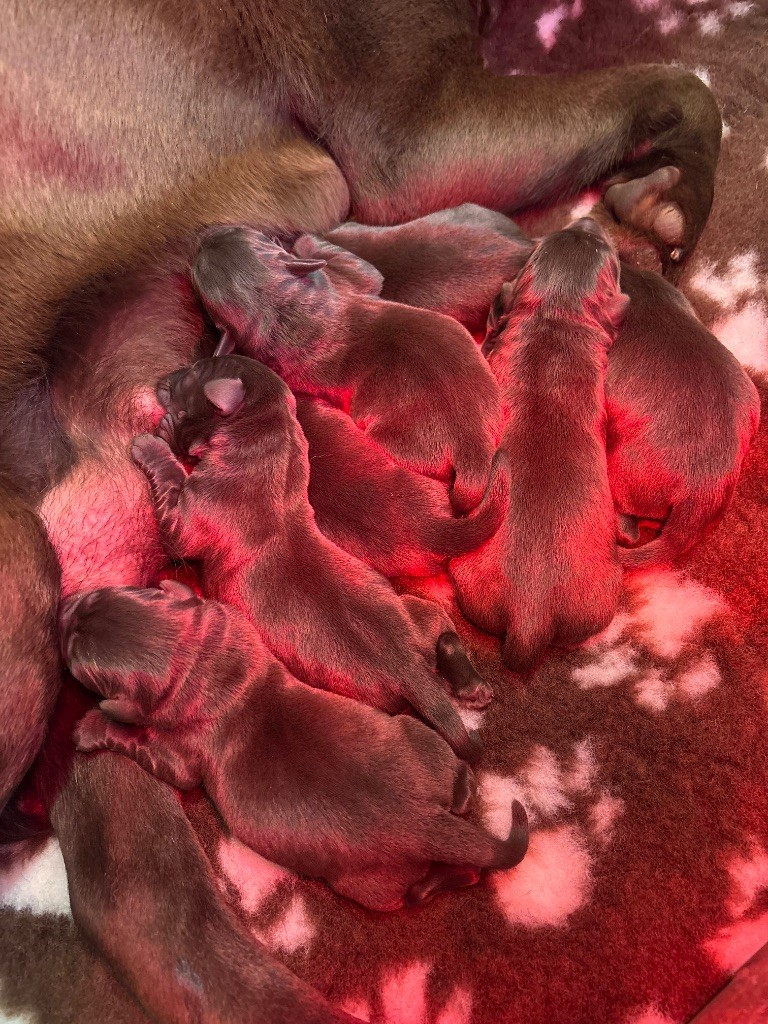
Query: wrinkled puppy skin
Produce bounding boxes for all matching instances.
[133,354,489,761]
[451,219,626,672]
[60,584,528,911]
[297,395,510,580]
[190,226,502,515]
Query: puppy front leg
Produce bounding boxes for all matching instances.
[51,754,359,1024]
[131,434,188,554]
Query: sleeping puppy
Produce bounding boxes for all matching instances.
[322,201,760,565]
[132,354,490,762]
[451,219,626,671]
[190,226,502,515]
[602,263,760,566]
[59,584,529,912]
[297,396,510,579]
[319,204,534,336]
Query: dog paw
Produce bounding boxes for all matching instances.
[604,166,685,267]
[131,432,171,467]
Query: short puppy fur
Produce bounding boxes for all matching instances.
[190,226,503,514]
[297,396,510,579]
[132,354,490,761]
[451,219,626,670]
[59,584,529,912]
[325,200,760,565]
[321,203,534,336]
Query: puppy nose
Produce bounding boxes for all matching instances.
[58,593,88,664]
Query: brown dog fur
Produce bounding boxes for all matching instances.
[451,220,626,670]
[190,227,503,514]
[297,396,510,579]
[0,3,724,1016]
[132,354,490,760]
[60,583,528,912]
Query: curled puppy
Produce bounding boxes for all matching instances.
[190,226,502,514]
[133,354,490,762]
[603,263,760,566]
[297,396,510,579]
[319,204,534,336]
[59,584,529,912]
[451,219,626,671]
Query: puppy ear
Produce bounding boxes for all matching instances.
[286,257,327,278]
[487,281,517,333]
[158,579,197,600]
[203,377,245,416]
[212,331,235,357]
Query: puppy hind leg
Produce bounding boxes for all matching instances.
[400,596,494,708]
[436,633,493,709]
[404,863,481,907]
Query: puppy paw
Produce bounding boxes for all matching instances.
[604,166,685,269]
[436,632,494,708]
[131,432,172,468]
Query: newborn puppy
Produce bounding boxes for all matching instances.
[324,201,760,565]
[132,354,490,762]
[603,263,760,566]
[59,584,529,912]
[297,396,510,579]
[190,226,502,514]
[320,203,534,335]
[451,220,626,671]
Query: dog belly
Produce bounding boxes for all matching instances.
[39,455,166,598]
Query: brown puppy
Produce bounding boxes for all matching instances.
[320,204,534,336]
[190,226,503,514]
[132,354,490,761]
[603,265,760,566]
[325,202,761,566]
[59,583,528,912]
[297,396,510,579]
[451,219,626,671]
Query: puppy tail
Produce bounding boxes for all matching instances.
[404,675,483,764]
[617,489,731,570]
[427,800,529,870]
[429,450,510,558]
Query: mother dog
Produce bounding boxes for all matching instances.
[0,1,720,1020]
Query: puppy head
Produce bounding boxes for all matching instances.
[59,582,202,723]
[499,218,629,337]
[191,225,328,341]
[155,354,294,459]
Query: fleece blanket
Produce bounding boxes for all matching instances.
[2,1,768,1022]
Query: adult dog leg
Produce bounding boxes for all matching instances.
[51,753,359,1024]
[332,64,720,272]
[0,492,61,813]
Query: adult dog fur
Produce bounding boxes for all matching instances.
[0,2,722,1017]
